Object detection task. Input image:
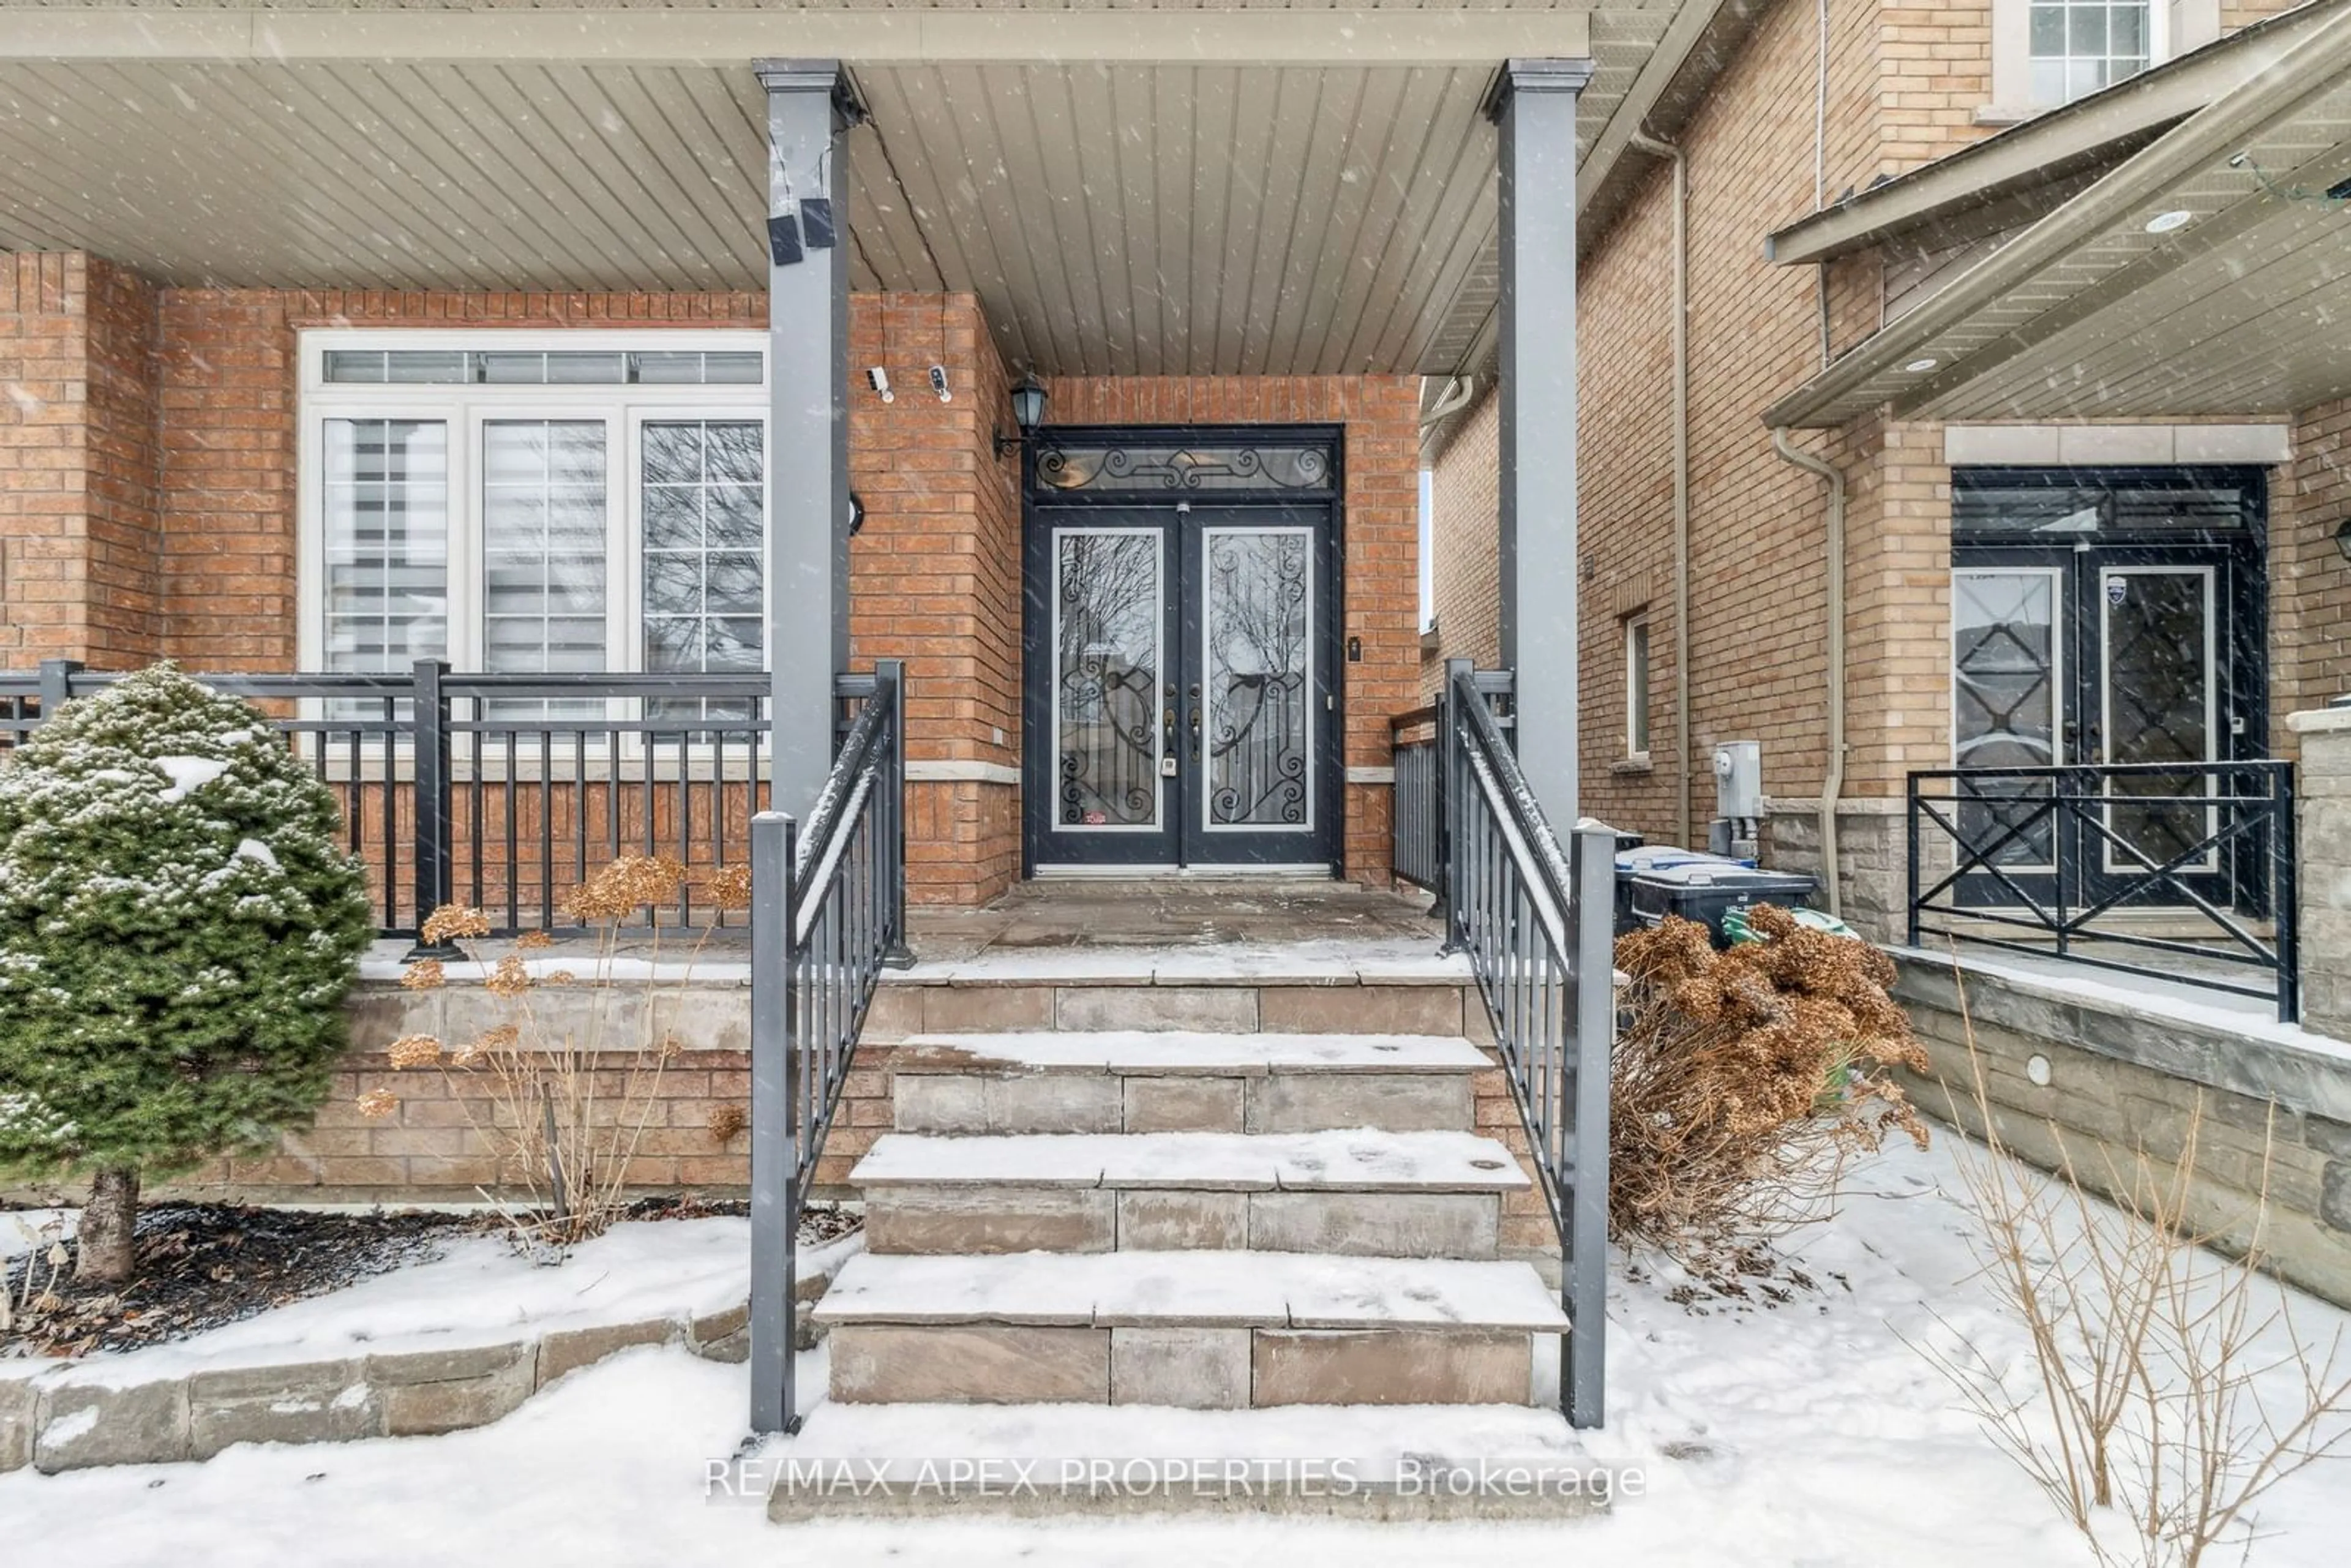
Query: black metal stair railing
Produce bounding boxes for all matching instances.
[1394,657,1616,1430]
[746,661,910,1436]
[1907,760,2298,1021]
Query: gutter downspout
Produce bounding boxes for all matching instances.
[1769,427,1845,918]
[1629,131,1692,849]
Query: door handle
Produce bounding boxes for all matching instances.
[1189,707,1202,763]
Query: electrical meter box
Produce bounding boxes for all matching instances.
[1712,741,1764,823]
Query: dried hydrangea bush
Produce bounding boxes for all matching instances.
[360,855,751,1251]
[1609,906,1931,1272]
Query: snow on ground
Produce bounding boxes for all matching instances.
[4,1137,2348,1566]
[4,1216,861,1390]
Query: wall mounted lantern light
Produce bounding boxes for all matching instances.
[996,373,1049,459]
[2335,517,2351,563]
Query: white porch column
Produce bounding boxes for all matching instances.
[759,60,855,819]
[1493,57,1594,822]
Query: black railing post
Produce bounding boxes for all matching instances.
[876,659,914,969]
[36,658,83,718]
[2276,762,2300,1024]
[1904,774,1922,947]
[1438,658,1474,954]
[748,809,797,1435]
[406,658,457,956]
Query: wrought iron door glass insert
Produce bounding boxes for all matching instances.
[1202,526,1313,831]
[1953,568,2063,871]
[1052,527,1164,831]
[1037,440,1333,493]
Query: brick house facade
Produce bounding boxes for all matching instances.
[2,269,1422,903]
[1425,0,2338,936]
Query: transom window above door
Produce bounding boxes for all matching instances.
[299,331,767,686]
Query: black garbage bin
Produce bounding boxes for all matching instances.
[1626,862,1819,947]
[1613,846,1736,936]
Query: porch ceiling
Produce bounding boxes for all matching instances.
[1764,3,2351,429]
[0,1,1701,378]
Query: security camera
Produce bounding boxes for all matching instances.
[866,367,894,403]
[929,365,952,402]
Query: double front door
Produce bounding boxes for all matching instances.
[1951,541,2262,912]
[1023,503,1337,872]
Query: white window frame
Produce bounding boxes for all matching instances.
[298,328,770,685]
[1623,614,1651,763]
[1988,0,2207,119]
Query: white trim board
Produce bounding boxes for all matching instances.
[1943,424,2290,467]
[905,760,1021,787]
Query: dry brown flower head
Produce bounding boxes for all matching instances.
[356,1088,400,1120]
[400,959,446,991]
[386,1033,443,1070]
[705,864,754,912]
[560,855,687,921]
[484,955,533,998]
[421,904,492,945]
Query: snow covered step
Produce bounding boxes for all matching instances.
[764,1400,1611,1521]
[890,1032,1489,1136]
[857,1130,1524,1258]
[816,1251,1567,1410]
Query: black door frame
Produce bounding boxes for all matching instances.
[1949,465,2269,915]
[1018,424,1345,877]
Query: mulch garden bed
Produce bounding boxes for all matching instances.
[2,1197,858,1360]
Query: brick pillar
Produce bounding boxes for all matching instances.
[0,252,161,668]
[846,292,1024,906]
[2290,706,2351,1042]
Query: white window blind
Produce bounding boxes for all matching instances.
[321,418,449,672]
[482,420,608,713]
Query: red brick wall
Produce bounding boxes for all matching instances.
[6,263,1424,898]
[850,293,1024,904]
[1041,373,1422,886]
[0,253,159,667]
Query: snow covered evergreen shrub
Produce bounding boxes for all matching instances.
[0,663,374,1280]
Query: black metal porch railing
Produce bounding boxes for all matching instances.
[2,658,785,937]
[746,661,908,1436]
[1907,760,2299,1022]
[1392,658,1614,1430]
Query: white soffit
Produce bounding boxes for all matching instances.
[0,2,1700,378]
[1763,6,2351,429]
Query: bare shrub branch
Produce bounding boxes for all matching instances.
[1915,977,2351,1566]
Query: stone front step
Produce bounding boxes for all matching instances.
[866,956,1490,1042]
[857,1128,1528,1257]
[763,1399,1610,1521]
[890,1030,1487,1135]
[816,1251,1566,1409]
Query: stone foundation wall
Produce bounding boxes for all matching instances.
[1894,953,2351,1308]
[2288,707,2351,1043]
[92,971,1551,1259]
[1763,797,1911,943]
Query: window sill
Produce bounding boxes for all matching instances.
[1612,755,1653,776]
[1971,103,2043,128]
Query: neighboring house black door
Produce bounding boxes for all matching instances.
[1948,467,2268,916]
[1021,429,1341,875]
